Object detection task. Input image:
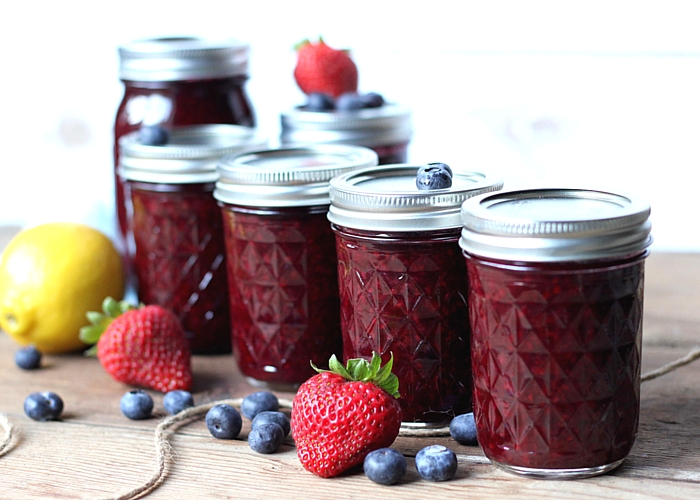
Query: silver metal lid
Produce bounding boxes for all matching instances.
[118,37,250,82]
[279,104,412,148]
[459,188,653,262]
[119,124,268,184]
[328,165,503,231]
[214,144,379,207]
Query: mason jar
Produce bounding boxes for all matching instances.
[119,124,266,354]
[214,145,378,389]
[280,104,412,164]
[328,165,503,426]
[459,188,653,479]
[115,36,256,249]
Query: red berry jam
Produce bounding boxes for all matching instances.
[215,145,379,389]
[130,182,230,354]
[115,37,256,246]
[120,125,267,355]
[328,165,503,425]
[460,188,653,478]
[280,104,411,165]
[333,227,472,423]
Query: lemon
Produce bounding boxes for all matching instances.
[0,222,125,354]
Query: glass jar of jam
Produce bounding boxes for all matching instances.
[115,37,256,248]
[328,166,503,426]
[459,188,653,479]
[119,124,267,355]
[280,104,412,164]
[214,145,379,390]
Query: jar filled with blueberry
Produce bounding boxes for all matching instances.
[328,163,503,426]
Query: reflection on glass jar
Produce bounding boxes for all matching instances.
[460,188,653,479]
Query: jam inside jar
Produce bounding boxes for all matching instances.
[467,253,645,473]
[333,226,472,424]
[221,205,342,387]
[130,181,230,354]
[459,187,653,478]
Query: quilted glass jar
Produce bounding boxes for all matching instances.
[214,145,378,389]
[459,188,653,478]
[119,124,266,354]
[328,165,503,426]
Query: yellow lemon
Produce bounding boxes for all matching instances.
[0,222,125,354]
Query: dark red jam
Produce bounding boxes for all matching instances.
[466,253,646,470]
[221,204,343,388]
[372,142,409,165]
[114,77,255,244]
[130,181,231,354]
[333,226,472,424]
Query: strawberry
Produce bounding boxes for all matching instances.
[291,352,402,478]
[80,297,192,393]
[293,38,358,98]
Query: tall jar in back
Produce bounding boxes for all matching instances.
[280,103,412,165]
[119,124,267,354]
[328,164,503,426]
[214,145,378,390]
[460,188,653,478]
[115,37,256,248]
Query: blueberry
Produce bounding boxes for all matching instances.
[415,444,458,482]
[206,404,242,439]
[15,345,42,370]
[450,412,478,445]
[24,391,63,421]
[336,92,365,111]
[163,389,194,415]
[248,423,285,454]
[240,391,279,420]
[120,390,154,420]
[305,92,335,111]
[416,162,453,190]
[361,92,385,108]
[138,124,169,146]
[252,410,290,437]
[363,447,407,485]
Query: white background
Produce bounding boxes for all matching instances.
[1,0,698,251]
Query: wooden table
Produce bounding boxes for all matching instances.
[1,225,699,499]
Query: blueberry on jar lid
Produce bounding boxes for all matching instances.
[336,92,365,111]
[416,162,453,190]
[138,124,170,146]
[305,92,336,111]
[360,92,384,108]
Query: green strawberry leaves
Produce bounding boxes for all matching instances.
[313,352,400,399]
[79,296,139,356]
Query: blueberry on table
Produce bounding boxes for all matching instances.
[120,390,154,420]
[138,124,170,146]
[450,412,478,445]
[416,162,453,190]
[361,92,385,108]
[248,422,285,454]
[163,389,194,415]
[206,404,242,439]
[252,410,291,437]
[415,444,458,481]
[240,391,279,419]
[336,92,365,111]
[15,345,42,370]
[24,391,63,421]
[363,447,407,485]
[305,92,336,111]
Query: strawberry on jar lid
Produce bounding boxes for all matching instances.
[328,164,503,231]
[459,188,653,262]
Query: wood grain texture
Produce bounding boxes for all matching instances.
[1,225,699,499]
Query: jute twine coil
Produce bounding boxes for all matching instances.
[0,346,699,500]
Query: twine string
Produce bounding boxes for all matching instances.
[1,346,699,499]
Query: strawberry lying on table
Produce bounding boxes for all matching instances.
[291,352,402,478]
[80,297,192,393]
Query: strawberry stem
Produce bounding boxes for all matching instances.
[79,296,138,356]
[312,352,400,399]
